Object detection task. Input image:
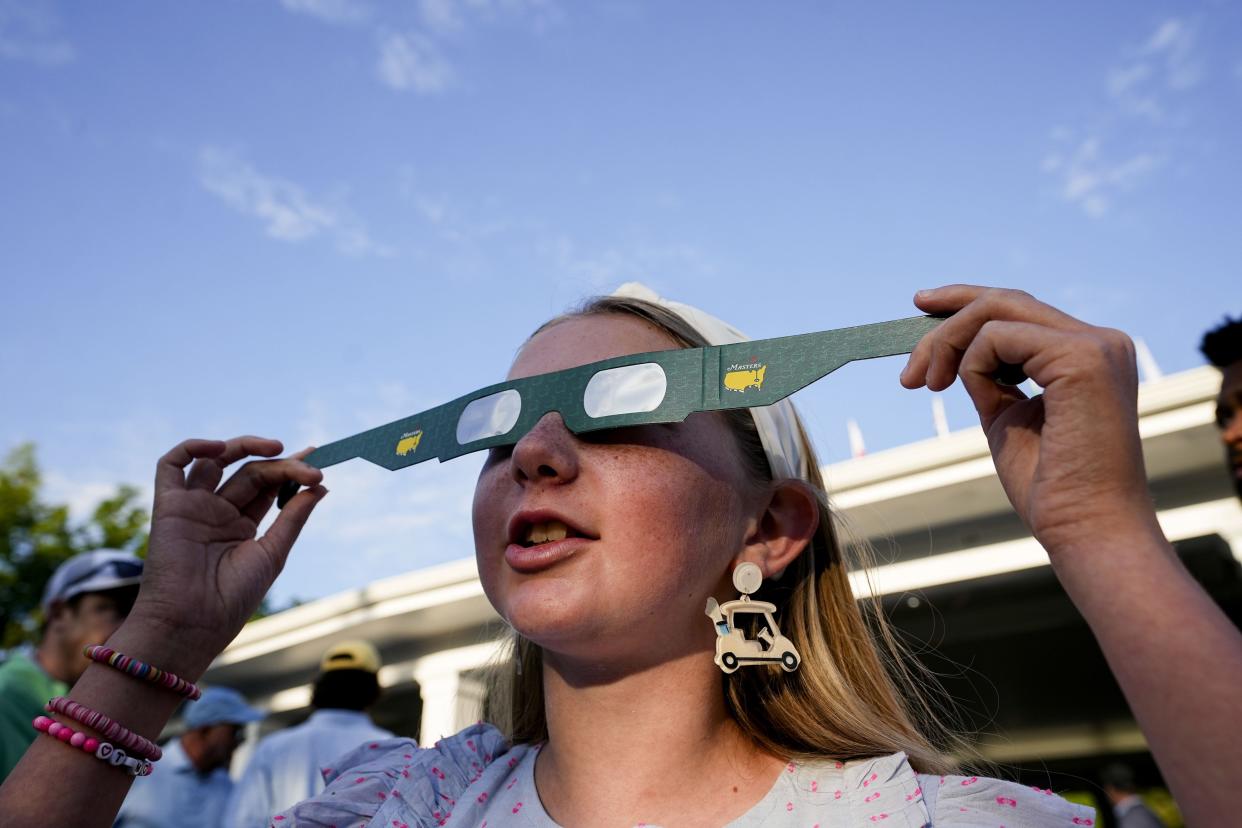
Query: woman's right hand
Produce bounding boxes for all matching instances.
[127,436,327,675]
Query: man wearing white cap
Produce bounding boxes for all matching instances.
[0,549,143,781]
[115,685,264,828]
[223,640,396,828]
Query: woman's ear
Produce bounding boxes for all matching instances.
[736,480,820,579]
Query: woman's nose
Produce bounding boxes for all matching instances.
[510,412,580,485]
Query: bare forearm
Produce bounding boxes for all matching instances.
[1050,529,1242,827]
[0,617,217,827]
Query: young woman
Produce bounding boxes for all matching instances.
[1,285,1239,827]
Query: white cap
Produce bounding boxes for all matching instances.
[41,550,144,611]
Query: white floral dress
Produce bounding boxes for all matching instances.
[272,723,1096,827]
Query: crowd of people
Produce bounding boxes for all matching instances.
[0,287,1239,827]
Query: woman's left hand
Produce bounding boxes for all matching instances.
[900,285,1158,558]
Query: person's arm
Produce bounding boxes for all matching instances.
[901,286,1242,827]
[0,437,327,828]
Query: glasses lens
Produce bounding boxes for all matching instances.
[583,363,667,418]
[456,389,523,444]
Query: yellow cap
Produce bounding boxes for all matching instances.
[319,640,382,674]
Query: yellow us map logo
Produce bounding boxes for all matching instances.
[723,360,767,393]
[395,430,424,457]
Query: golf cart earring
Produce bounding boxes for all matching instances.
[705,562,801,674]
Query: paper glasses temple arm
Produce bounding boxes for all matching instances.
[708,315,945,410]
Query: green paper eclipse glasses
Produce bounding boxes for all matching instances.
[279,315,971,507]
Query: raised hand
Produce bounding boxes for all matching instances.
[132,436,327,665]
[899,285,1157,557]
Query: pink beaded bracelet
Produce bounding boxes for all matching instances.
[33,716,153,776]
[45,697,162,762]
[84,645,201,701]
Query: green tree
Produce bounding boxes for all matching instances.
[0,444,149,649]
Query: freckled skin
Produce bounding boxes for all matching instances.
[471,315,760,670]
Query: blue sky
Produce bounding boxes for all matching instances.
[3,1,1240,604]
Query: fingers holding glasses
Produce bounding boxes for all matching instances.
[184,436,284,492]
[901,285,1088,392]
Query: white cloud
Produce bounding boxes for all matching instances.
[197,147,391,256]
[0,0,74,66]
[278,0,369,25]
[375,31,454,93]
[1043,136,1158,218]
[1042,17,1206,218]
[42,472,136,521]
[1106,17,1202,120]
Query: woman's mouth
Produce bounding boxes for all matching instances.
[505,518,594,573]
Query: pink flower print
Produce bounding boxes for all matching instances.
[786,762,796,773]
[484,753,493,762]
[322,768,333,776]
[869,814,889,822]
[863,772,878,787]
[274,818,285,823]
[401,769,410,778]
[508,756,519,769]
[1071,819,1095,826]
[996,796,1017,808]
[467,739,476,752]
[785,801,794,811]
[865,792,881,803]
[960,776,979,786]
[355,777,367,785]
[477,792,489,804]
[431,766,446,780]
[377,792,387,801]
[507,776,518,790]
[834,760,844,769]
[370,743,380,749]
[392,790,402,799]
[513,802,524,814]
[834,789,843,800]
[810,780,819,792]
[906,786,922,802]
[403,753,413,760]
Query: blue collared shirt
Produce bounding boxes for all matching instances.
[223,709,394,828]
[115,739,234,828]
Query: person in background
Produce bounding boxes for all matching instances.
[1099,763,1166,828]
[222,640,395,828]
[1200,314,1242,503]
[0,550,143,781]
[114,685,263,828]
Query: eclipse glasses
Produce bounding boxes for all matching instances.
[278,313,1026,507]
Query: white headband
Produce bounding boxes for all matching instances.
[611,282,810,482]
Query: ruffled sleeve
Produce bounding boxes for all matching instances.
[271,722,511,828]
[919,771,1098,827]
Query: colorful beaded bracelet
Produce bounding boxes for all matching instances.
[84,645,201,701]
[33,716,153,777]
[45,696,162,762]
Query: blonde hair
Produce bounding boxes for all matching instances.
[483,295,965,775]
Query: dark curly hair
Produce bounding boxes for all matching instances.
[1200,315,1242,368]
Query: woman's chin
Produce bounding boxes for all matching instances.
[493,578,600,642]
